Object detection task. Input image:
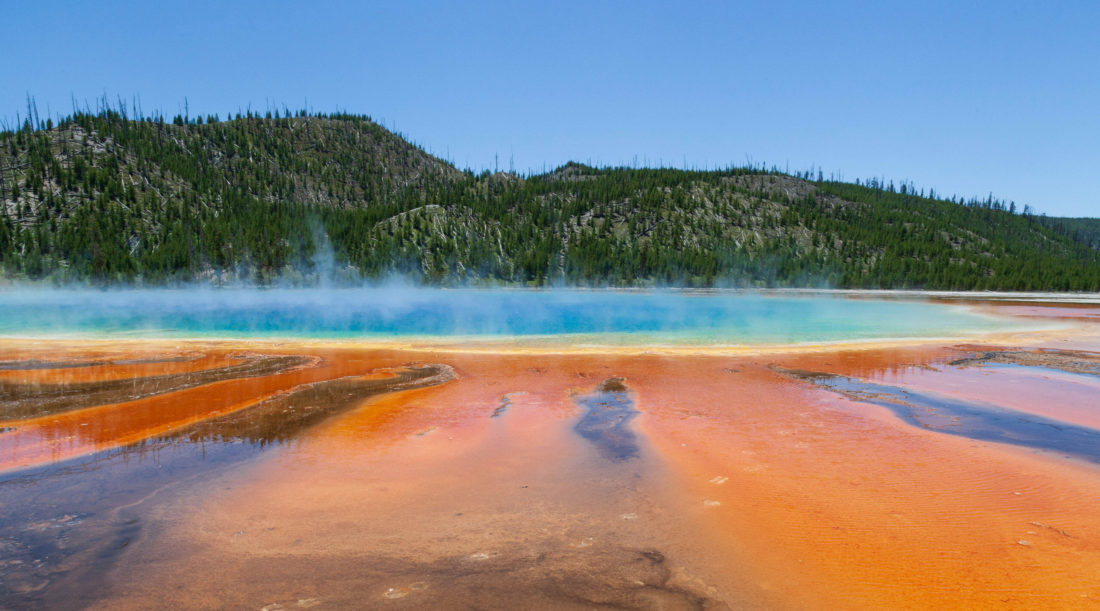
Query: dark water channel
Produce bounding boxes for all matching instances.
[780,366,1100,465]
[0,439,258,609]
[573,378,641,462]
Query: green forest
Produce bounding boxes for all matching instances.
[1,105,1098,290]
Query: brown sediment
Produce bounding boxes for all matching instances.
[597,376,629,393]
[490,392,523,418]
[111,545,722,610]
[170,364,455,445]
[0,354,201,371]
[0,354,314,421]
[0,348,241,383]
[948,348,1100,376]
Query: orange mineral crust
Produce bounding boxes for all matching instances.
[637,351,1100,610]
[4,330,1100,609]
[0,345,428,471]
[90,352,778,609]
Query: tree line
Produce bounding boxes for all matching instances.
[1,106,1097,290]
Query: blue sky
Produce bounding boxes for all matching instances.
[3,1,1097,217]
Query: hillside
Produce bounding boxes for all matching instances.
[1,109,1098,290]
[1041,217,1100,251]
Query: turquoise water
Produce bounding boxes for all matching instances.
[0,289,1018,345]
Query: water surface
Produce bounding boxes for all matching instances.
[0,289,1018,344]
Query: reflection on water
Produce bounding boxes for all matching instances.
[573,377,641,462]
[778,348,1100,464]
[784,368,1100,464]
[0,439,259,607]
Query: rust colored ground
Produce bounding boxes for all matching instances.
[2,305,1100,609]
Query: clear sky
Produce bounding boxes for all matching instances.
[2,1,1097,217]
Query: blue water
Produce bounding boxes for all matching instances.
[796,372,1100,464]
[0,289,1018,344]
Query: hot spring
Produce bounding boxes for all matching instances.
[0,288,1025,344]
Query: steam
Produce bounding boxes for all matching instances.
[308,218,338,288]
[0,286,1017,344]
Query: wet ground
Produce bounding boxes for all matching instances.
[2,303,1100,609]
[775,348,1100,464]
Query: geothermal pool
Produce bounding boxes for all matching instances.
[0,288,1021,343]
[1,290,1099,609]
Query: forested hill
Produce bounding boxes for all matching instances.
[1,108,1098,290]
[1041,217,1100,252]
